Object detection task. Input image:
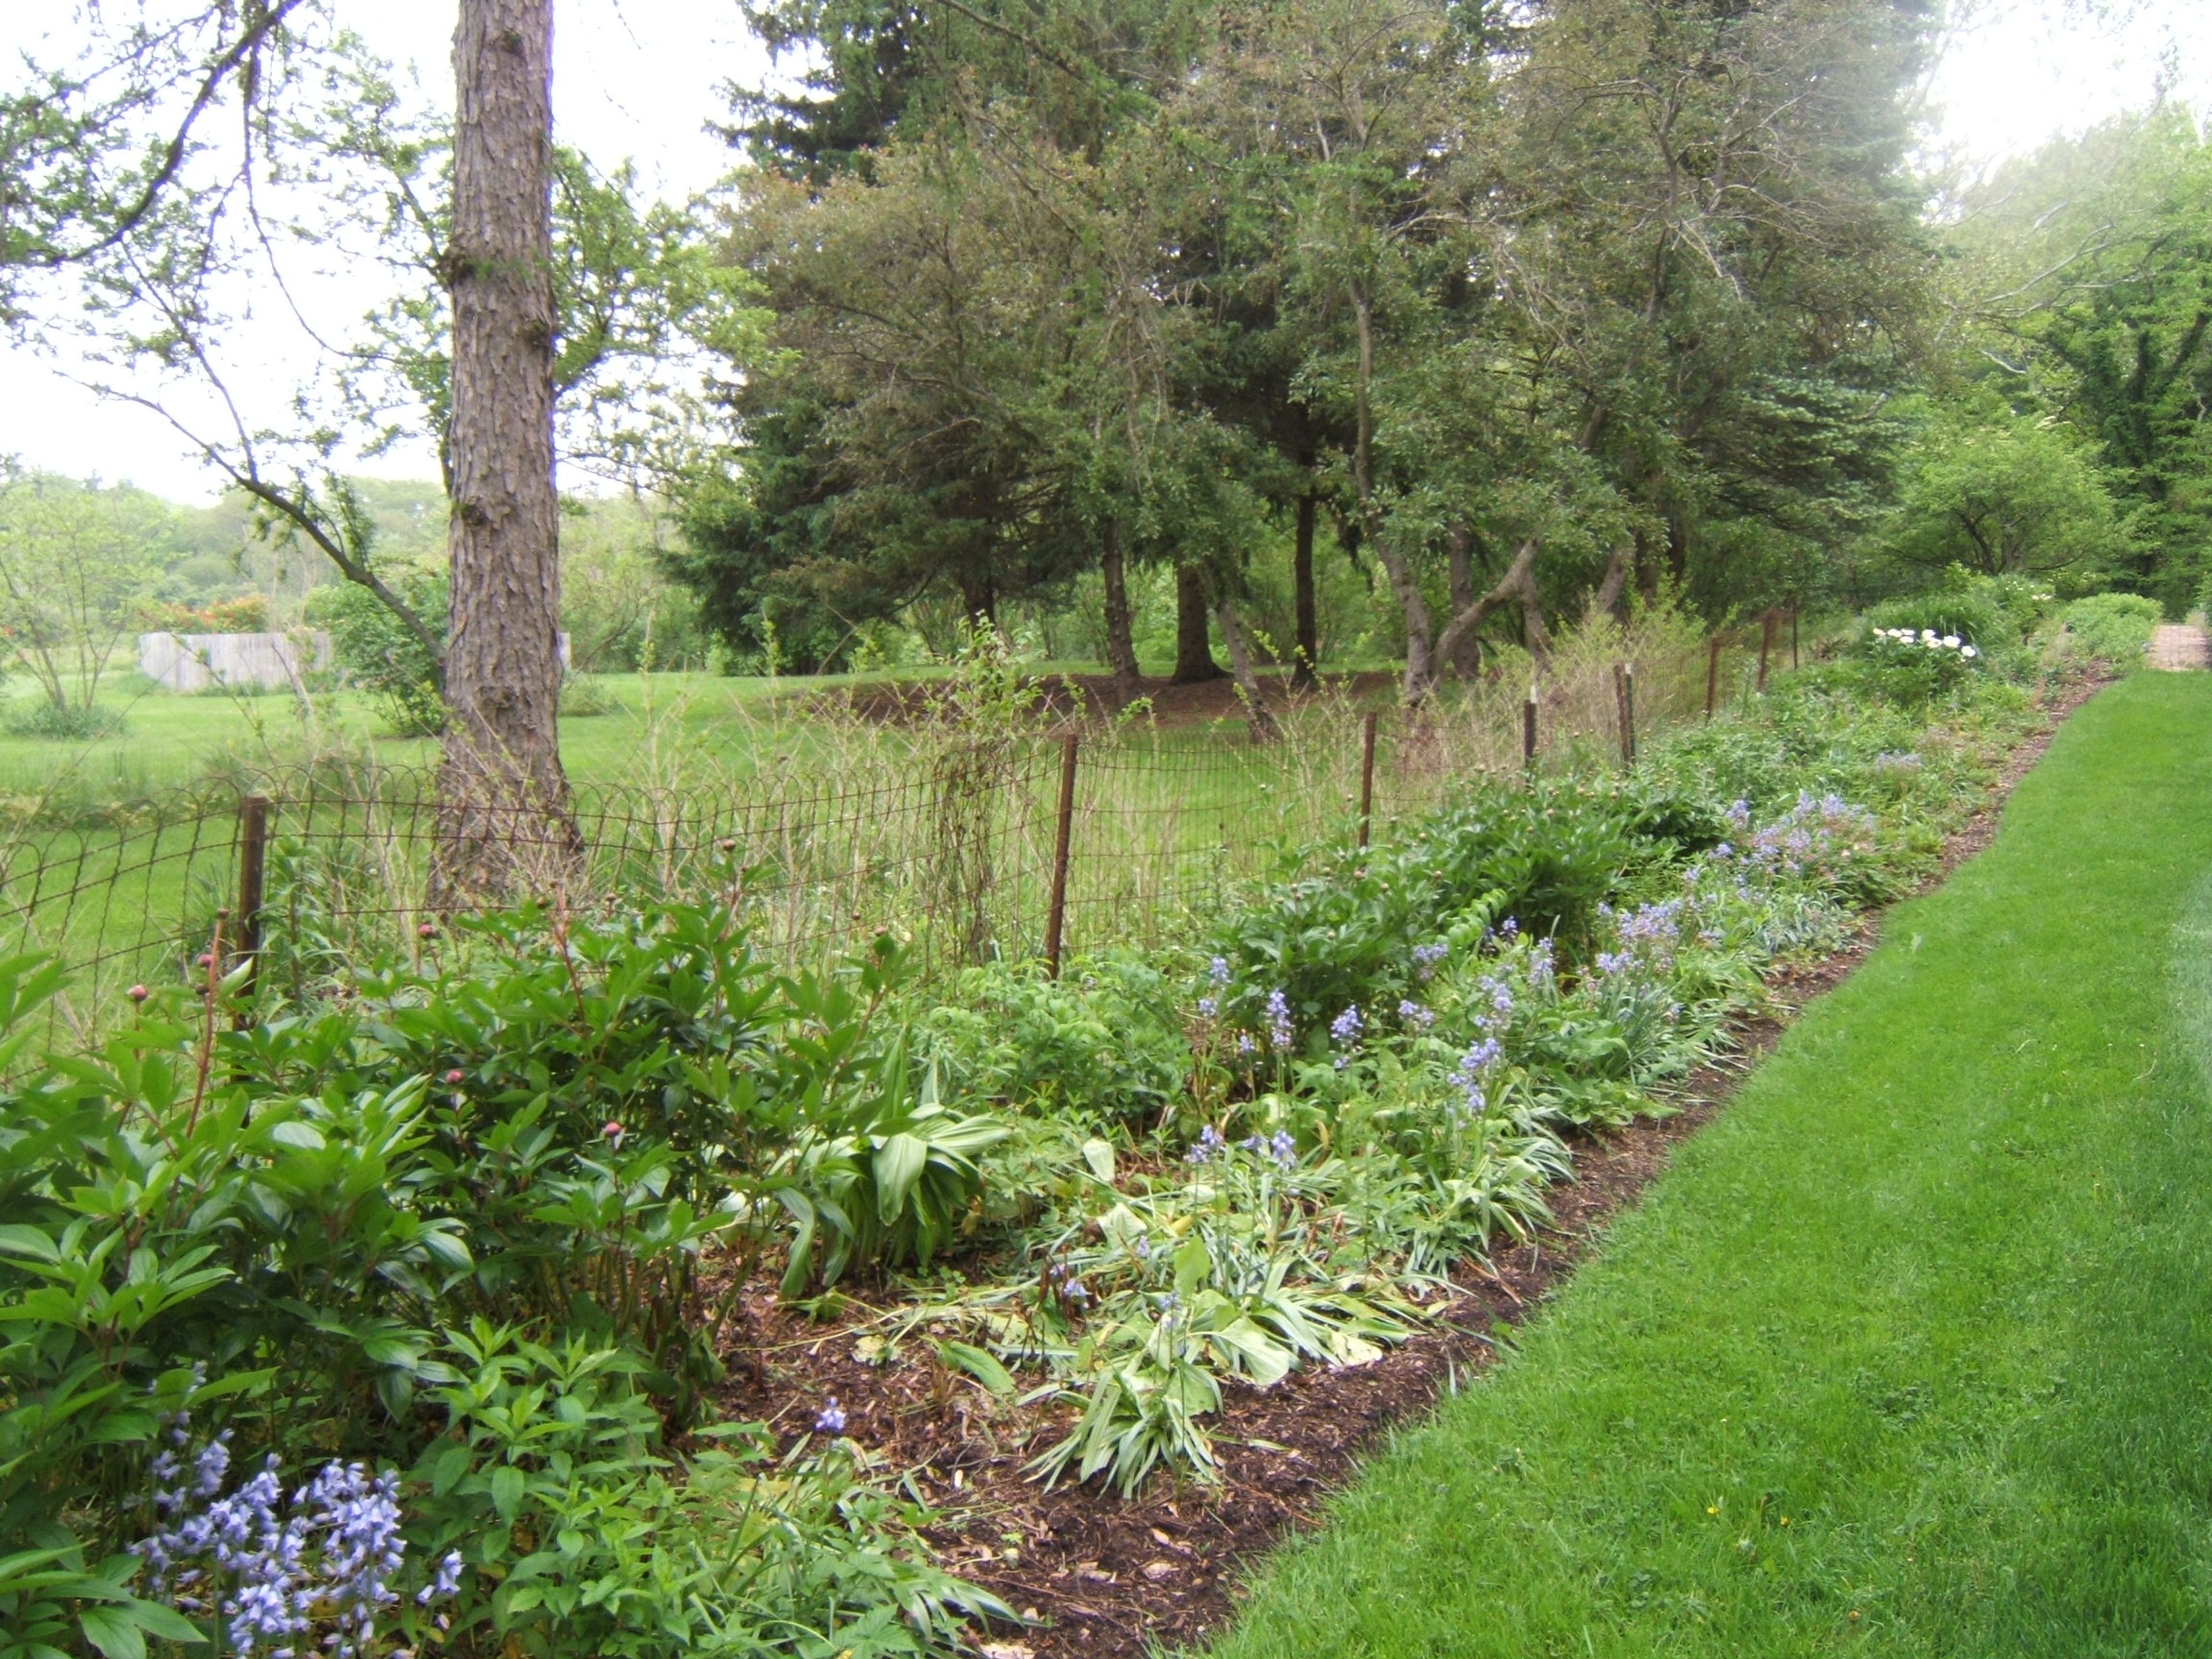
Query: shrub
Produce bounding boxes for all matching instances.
[305,570,448,736]
[917,951,1188,1126]
[1862,588,2014,650]
[1,699,126,740]
[2055,591,2161,663]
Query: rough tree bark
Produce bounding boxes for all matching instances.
[1444,522,1482,679]
[1428,537,1550,698]
[1215,597,1280,743]
[1100,518,1141,696]
[1589,543,1633,620]
[433,0,573,901]
[1291,492,1319,690]
[1171,564,1224,683]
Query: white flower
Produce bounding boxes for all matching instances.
[1921,629,1937,643]
[1942,634,1960,648]
[1961,643,1979,659]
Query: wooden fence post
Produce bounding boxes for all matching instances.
[1705,635,1722,719]
[1615,662,1637,764]
[1357,710,1378,848]
[1044,734,1079,979]
[1758,611,1776,693]
[234,793,270,1028]
[1523,685,1539,770]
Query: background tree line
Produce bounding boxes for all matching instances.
[662,0,2211,700]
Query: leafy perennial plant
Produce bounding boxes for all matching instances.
[1,638,2077,1656]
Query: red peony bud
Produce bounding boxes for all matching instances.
[126,984,149,1003]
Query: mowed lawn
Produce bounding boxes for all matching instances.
[1211,671,2212,1658]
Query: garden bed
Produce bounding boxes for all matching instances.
[704,671,2110,1659]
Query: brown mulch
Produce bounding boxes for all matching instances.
[703,671,2111,1659]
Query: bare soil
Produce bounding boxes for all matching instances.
[703,672,2109,1659]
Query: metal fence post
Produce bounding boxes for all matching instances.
[1758,610,1776,694]
[1706,635,1721,719]
[1615,662,1637,764]
[1357,711,1378,848]
[1043,734,1078,979]
[234,793,270,1027]
[1791,608,1801,670]
[1523,686,1539,770]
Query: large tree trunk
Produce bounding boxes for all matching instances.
[1291,492,1319,690]
[1349,287,1432,704]
[434,0,574,903]
[1444,522,1482,679]
[1430,537,1550,696]
[1100,519,1141,695]
[1589,543,1633,620]
[1215,597,1280,743]
[1171,564,1223,683]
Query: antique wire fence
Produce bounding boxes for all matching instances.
[0,616,1790,1053]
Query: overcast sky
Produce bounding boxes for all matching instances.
[2,0,2208,503]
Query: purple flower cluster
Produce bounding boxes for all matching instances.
[1329,1005,1363,1066]
[1412,941,1449,981]
[1241,1128,1298,1169]
[815,1397,849,1434]
[1047,1260,1093,1305]
[1474,974,1516,1029]
[135,1418,456,1659]
[1186,1124,1228,1164]
[1746,792,1879,878]
[1397,998,1435,1032]
[1453,1037,1503,1117]
[1264,990,1294,1052]
[1198,955,1232,1019]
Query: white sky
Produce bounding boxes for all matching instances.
[1,0,2207,504]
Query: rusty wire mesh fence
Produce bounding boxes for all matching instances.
[0,615,1793,1053]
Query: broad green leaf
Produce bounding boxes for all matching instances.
[77,1608,146,1659]
[1173,1234,1211,1295]
[936,1339,1016,1396]
[872,1132,928,1224]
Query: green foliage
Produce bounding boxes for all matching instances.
[1208,781,1668,1046]
[304,568,448,736]
[1,700,128,740]
[1207,673,2212,1659]
[916,952,1190,1126]
[410,1324,999,1656]
[2055,591,2162,664]
[1862,588,2015,651]
[0,473,168,714]
[1882,403,2136,584]
[0,906,1002,1657]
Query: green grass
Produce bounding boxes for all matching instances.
[1209,671,2212,1658]
[0,660,1325,801]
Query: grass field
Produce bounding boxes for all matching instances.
[1209,671,2212,1658]
[0,668,978,799]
